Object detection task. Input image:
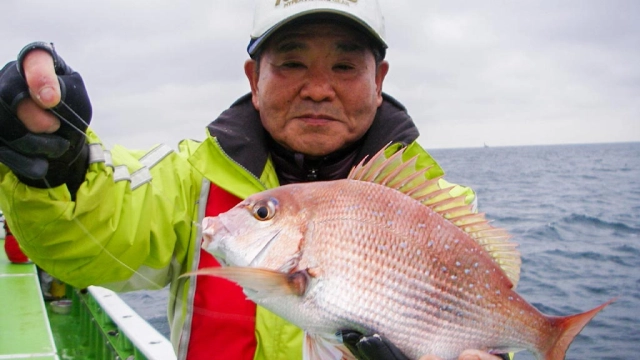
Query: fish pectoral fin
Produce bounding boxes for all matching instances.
[183,267,309,297]
[276,251,303,273]
[303,332,356,360]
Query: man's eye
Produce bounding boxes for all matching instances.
[281,62,304,69]
[333,64,355,71]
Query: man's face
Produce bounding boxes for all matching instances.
[245,22,389,157]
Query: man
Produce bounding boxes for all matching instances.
[0,1,506,359]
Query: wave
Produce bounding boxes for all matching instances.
[521,214,640,245]
[427,143,639,360]
[559,213,639,233]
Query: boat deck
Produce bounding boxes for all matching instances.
[0,239,59,360]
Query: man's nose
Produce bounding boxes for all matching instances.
[299,67,335,102]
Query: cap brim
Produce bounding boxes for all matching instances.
[247,10,387,57]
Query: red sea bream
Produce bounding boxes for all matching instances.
[190,146,612,360]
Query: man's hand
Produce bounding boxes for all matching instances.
[0,42,91,191]
[420,350,506,360]
[340,330,507,360]
[17,46,63,133]
[341,330,410,360]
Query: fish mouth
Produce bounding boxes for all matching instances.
[201,216,231,265]
[201,215,283,268]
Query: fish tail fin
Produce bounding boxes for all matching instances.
[541,298,615,360]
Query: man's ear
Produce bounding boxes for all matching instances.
[244,59,260,110]
[375,60,390,106]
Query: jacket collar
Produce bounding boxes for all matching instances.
[206,93,420,182]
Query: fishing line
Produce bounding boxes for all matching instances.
[49,101,90,139]
[45,101,177,290]
[42,177,151,280]
[44,101,254,322]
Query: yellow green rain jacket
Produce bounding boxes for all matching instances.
[0,93,476,360]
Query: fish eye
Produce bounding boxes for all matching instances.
[252,198,277,221]
[255,206,269,219]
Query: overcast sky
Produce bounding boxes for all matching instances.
[1,0,638,150]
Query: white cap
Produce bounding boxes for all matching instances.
[247,0,387,57]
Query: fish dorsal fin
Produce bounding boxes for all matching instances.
[349,145,521,287]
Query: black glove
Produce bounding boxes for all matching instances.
[340,330,511,360]
[340,330,410,360]
[0,41,91,192]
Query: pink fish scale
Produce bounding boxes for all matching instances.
[300,181,547,358]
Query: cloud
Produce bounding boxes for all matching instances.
[381,0,640,148]
[1,0,638,149]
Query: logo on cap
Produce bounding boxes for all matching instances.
[275,0,358,6]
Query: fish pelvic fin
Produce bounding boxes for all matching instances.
[349,145,522,287]
[541,298,615,360]
[181,267,311,297]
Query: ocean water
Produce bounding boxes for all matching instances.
[429,142,640,359]
[121,142,640,359]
